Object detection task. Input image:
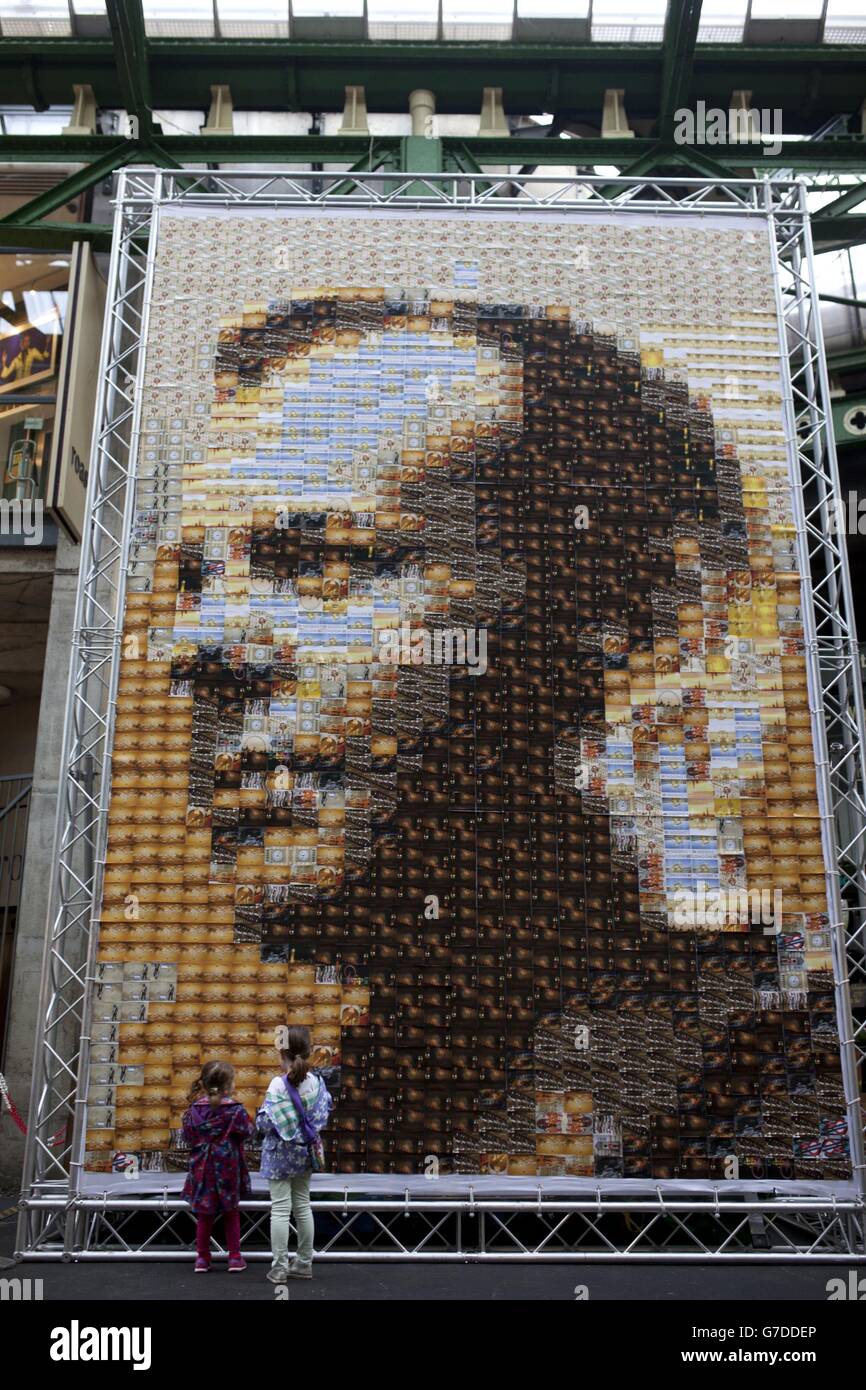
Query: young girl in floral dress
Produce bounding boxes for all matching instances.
[182,1059,254,1272]
[256,1026,333,1283]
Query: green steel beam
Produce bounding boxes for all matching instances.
[459,136,866,170]
[658,0,704,138]
[785,286,866,309]
[0,134,193,232]
[448,142,486,176]
[104,0,154,136]
[815,291,866,309]
[0,221,115,251]
[814,182,866,219]
[0,134,406,164]
[809,214,866,250]
[325,140,398,197]
[828,345,866,372]
[598,143,665,199]
[616,140,735,182]
[666,144,738,178]
[1,39,866,129]
[0,144,132,226]
[400,136,444,175]
[1,134,865,170]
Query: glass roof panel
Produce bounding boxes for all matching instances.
[216,2,289,37]
[749,0,823,17]
[142,0,216,36]
[292,0,364,13]
[824,0,866,41]
[591,0,668,42]
[696,0,747,42]
[517,0,591,12]
[0,0,72,35]
[442,0,514,38]
[367,0,439,39]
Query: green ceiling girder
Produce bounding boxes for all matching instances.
[658,0,704,138]
[324,139,398,197]
[459,136,866,170]
[616,139,735,183]
[0,143,132,226]
[828,345,866,372]
[807,215,866,252]
[0,221,115,251]
[0,134,406,163]
[104,0,153,136]
[816,183,866,219]
[1,134,865,171]
[1,38,866,130]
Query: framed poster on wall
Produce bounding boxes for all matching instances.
[0,308,60,418]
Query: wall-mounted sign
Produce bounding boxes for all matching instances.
[45,243,106,542]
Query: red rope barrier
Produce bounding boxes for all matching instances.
[0,1071,66,1146]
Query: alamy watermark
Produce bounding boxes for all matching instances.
[674,101,782,158]
[377,622,488,675]
[827,491,866,535]
[0,498,43,546]
[0,1276,43,1300]
[672,882,782,933]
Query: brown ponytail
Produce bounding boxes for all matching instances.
[188,1059,235,1108]
[279,1026,311,1086]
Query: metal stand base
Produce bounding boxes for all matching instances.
[16,1192,866,1262]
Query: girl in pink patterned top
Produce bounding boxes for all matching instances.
[182,1060,253,1273]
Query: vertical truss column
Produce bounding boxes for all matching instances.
[764,178,866,1198]
[16,174,158,1257]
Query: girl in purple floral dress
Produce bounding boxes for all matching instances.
[182,1060,253,1272]
[256,1026,333,1283]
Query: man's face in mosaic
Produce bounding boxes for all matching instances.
[172,292,521,923]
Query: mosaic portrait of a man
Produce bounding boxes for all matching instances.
[85,211,848,1182]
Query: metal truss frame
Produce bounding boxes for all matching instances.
[15,1192,866,1262]
[16,169,866,1262]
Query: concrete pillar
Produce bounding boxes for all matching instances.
[409,89,436,139]
[338,85,369,136]
[0,533,79,1189]
[62,85,97,138]
[602,89,635,139]
[202,84,234,136]
[478,87,509,137]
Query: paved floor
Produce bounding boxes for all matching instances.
[1,1197,858,1301]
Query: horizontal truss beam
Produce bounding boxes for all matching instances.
[2,174,865,253]
[1,135,866,169]
[17,1194,866,1262]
